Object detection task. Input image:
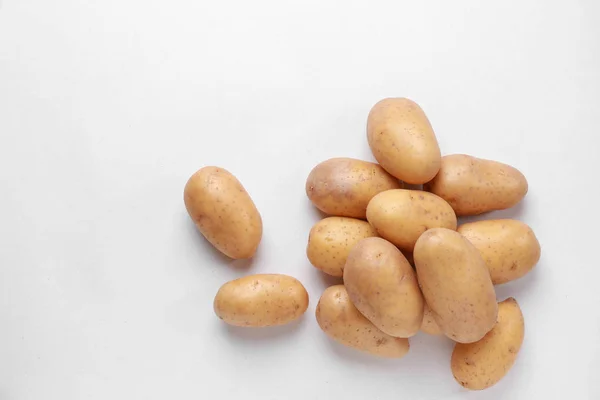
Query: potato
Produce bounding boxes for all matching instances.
[214,274,308,327]
[305,158,401,219]
[184,166,262,259]
[414,228,497,343]
[366,189,457,252]
[452,298,525,390]
[458,220,541,284]
[316,285,410,358]
[424,154,528,216]
[421,303,442,335]
[344,237,423,338]
[307,217,378,277]
[367,98,441,184]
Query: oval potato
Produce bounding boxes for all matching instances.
[214,274,309,327]
[316,285,410,358]
[452,298,525,390]
[305,158,401,219]
[421,303,442,335]
[414,228,497,343]
[366,189,457,252]
[307,217,379,277]
[458,219,541,284]
[344,237,423,338]
[184,166,262,259]
[424,154,528,216]
[367,98,441,184]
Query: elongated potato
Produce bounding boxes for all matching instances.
[184,166,262,259]
[424,154,528,216]
[458,220,541,284]
[452,298,525,390]
[214,274,308,327]
[316,285,410,358]
[366,189,457,252]
[414,228,497,343]
[344,237,423,338]
[367,98,441,184]
[307,217,379,277]
[421,303,442,335]
[305,158,401,219]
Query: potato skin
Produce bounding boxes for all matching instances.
[421,303,442,335]
[307,217,379,277]
[305,158,401,219]
[367,98,441,184]
[366,189,457,252]
[414,228,497,343]
[424,154,528,216]
[316,285,410,358]
[452,298,525,390]
[344,237,423,338]
[184,166,262,259]
[458,219,541,284]
[214,274,309,327]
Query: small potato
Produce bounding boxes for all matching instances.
[184,166,262,259]
[452,298,525,390]
[458,220,541,284]
[344,237,423,338]
[424,154,528,216]
[307,217,379,277]
[214,274,308,327]
[414,228,497,343]
[305,158,401,219]
[367,98,441,184]
[316,285,410,358]
[366,189,457,252]
[421,303,442,335]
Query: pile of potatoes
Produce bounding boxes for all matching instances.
[183,97,540,391]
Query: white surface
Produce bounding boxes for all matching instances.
[1,1,599,399]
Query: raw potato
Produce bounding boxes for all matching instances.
[305,158,401,219]
[307,217,378,277]
[414,228,497,343]
[424,154,528,216]
[421,303,442,335]
[452,298,525,390]
[458,219,541,284]
[184,166,262,259]
[366,189,457,252]
[344,237,423,338]
[214,274,309,327]
[316,285,410,358]
[367,98,441,184]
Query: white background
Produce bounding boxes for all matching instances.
[1,1,599,399]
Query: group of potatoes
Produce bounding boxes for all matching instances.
[183,97,541,391]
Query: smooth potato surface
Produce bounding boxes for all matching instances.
[452,298,525,390]
[316,285,410,358]
[421,303,442,335]
[344,237,423,338]
[414,228,497,343]
[305,158,401,219]
[184,166,262,259]
[214,274,308,327]
[424,154,528,216]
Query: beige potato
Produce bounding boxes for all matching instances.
[316,285,410,358]
[452,298,525,390]
[307,217,379,277]
[367,98,441,184]
[305,158,401,219]
[184,166,262,259]
[421,303,442,335]
[414,228,497,343]
[214,274,309,327]
[344,237,423,338]
[366,189,457,252]
[459,219,541,284]
[424,154,528,216]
